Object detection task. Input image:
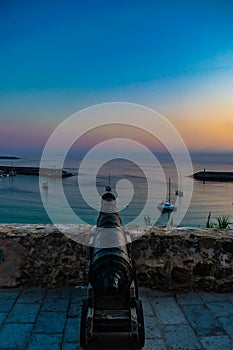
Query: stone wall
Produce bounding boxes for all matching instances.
[0,224,233,292]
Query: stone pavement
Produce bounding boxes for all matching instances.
[0,287,233,350]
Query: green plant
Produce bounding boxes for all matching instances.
[216,215,232,229]
[144,214,151,226]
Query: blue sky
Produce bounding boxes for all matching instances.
[1,0,233,154]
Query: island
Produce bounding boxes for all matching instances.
[0,166,74,177]
[193,170,233,182]
[0,156,20,159]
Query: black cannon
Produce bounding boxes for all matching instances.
[80,185,145,348]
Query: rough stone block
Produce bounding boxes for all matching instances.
[171,266,191,283]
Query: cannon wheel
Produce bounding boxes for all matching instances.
[135,299,145,348]
[80,299,89,348]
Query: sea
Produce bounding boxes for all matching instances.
[0,153,233,228]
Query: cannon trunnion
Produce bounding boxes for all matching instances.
[80,190,145,348]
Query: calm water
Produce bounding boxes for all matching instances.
[0,154,233,228]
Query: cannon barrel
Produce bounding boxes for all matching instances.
[88,191,133,297]
[80,185,145,349]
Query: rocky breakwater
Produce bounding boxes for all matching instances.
[0,224,233,292]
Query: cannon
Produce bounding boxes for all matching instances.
[80,184,145,348]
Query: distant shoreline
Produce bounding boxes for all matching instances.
[0,165,74,177]
[193,171,233,182]
[0,156,20,159]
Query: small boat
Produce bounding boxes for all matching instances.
[175,189,183,197]
[175,175,183,197]
[158,200,175,212]
[158,178,175,212]
[42,181,48,189]
[8,169,17,176]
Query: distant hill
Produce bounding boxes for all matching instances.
[0,156,20,159]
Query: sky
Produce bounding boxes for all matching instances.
[1,0,233,156]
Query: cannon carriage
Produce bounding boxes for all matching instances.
[80,185,145,348]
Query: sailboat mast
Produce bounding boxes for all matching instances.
[168,177,171,202]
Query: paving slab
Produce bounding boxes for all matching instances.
[163,324,202,350]
[26,333,63,350]
[144,315,163,339]
[227,294,233,304]
[68,302,83,318]
[0,312,7,324]
[144,338,168,350]
[0,323,33,350]
[41,296,70,312]
[33,311,67,334]
[63,318,80,343]
[150,296,187,325]
[206,301,233,317]
[18,288,46,304]
[176,292,203,305]
[199,335,233,350]
[46,288,71,299]
[0,298,16,312]
[0,289,22,299]
[199,292,230,304]
[181,304,225,337]
[62,343,83,350]
[0,288,232,349]
[218,316,233,340]
[6,303,40,323]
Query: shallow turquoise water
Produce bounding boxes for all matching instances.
[0,155,233,227]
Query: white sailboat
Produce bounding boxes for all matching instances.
[158,178,175,212]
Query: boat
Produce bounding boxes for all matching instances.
[175,189,183,197]
[0,168,16,177]
[158,178,175,212]
[42,181,48,189]
[8,168,17,176]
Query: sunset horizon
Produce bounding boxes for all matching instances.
[1,1,233,156]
